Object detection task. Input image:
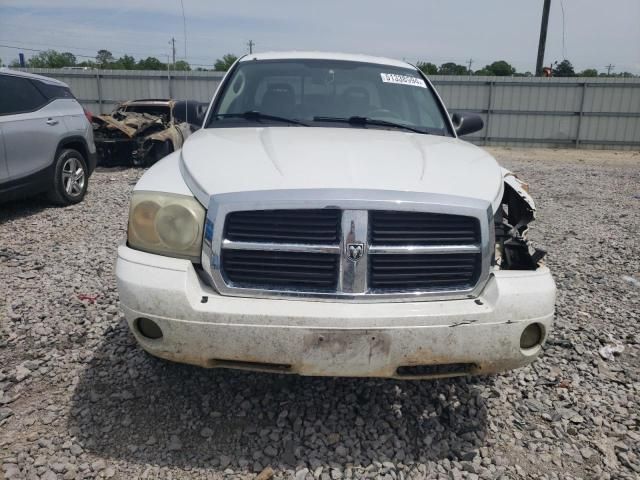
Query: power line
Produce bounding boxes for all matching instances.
[0,42,215,68]
[0,43,97,59]
[170,37,176,65]
[605,64,615,76]
[466,58,473,75]
[0,38,169,59]
[247,40,255,54]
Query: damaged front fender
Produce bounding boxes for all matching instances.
[495,170,546,270]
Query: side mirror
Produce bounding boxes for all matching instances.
[451,112,484,136]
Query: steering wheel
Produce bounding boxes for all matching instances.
[367,108,402,120]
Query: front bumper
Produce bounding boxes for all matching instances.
[116,245,556,379]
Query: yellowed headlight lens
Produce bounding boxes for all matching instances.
[131,200,161,245]
[156,204,199,249]
[127,191,205,261]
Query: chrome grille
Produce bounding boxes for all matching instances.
[202,189,493,302]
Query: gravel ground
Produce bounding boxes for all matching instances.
[1,147,639,480]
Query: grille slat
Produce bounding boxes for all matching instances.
[226,209,340,244]
[222,250,339,290]
[369,253,480,291]
[370,211,480,246]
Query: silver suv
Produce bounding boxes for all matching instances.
[0,69,96,205]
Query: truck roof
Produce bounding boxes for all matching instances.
[238,51,414,69]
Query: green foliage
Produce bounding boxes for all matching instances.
[28,50,76,68]
[137,57,165,70]
[173,60,191,71]
[553,59,575,77]
[577,68,598,77]
[484,60,515,76]
[214,54,238,71]
[438,62,468,75]
[96,49,114,67]
[111,54,136,70]
[416,62,438,75]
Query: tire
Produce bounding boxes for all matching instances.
[47,148,89,205]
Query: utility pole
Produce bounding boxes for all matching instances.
[247,40,255,54]
[605,64,615,76]
[535,0,551,76]
[170,37,176,66]
[467,58,473,75]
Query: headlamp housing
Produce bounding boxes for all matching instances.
[127,191,205,262]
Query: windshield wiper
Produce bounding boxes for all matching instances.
[213,111,309,126]
[313,116,434,135]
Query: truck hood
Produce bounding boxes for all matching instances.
[180,127,504,211]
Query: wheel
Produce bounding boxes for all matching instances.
[47,148,89,205]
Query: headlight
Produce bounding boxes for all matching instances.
[127,191,205,261]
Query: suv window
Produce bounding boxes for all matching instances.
[0,75,48,115]
[34,81,75,100]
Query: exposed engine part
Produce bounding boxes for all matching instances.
[494,172,547,270]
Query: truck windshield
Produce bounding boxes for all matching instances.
[207,59,451,136]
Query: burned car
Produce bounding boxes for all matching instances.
[92,99,206,167]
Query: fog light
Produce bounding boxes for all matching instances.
[136,318,163,339]
[520,323,543,349]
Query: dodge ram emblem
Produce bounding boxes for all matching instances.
[346,242,364,262]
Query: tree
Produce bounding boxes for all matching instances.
[553,59,575,77]
[96,49,114,68]
[578,68,598,77]
[173,60,191,71]
[416,62,438,75]
[474,68,492,76]
[214,54,238,71]
[28,50,76,68]
[111,54,136,70]
[137,56,165,70]
[484,60,515,76]
[438,62,468,75]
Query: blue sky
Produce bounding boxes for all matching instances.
[1,0,639,74]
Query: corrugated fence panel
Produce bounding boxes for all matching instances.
[17,69,640,150]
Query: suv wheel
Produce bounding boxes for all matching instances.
[48,148,89,205]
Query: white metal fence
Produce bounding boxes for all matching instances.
[20,68,640,150]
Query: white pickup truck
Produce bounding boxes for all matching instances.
[116,52,555,379]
